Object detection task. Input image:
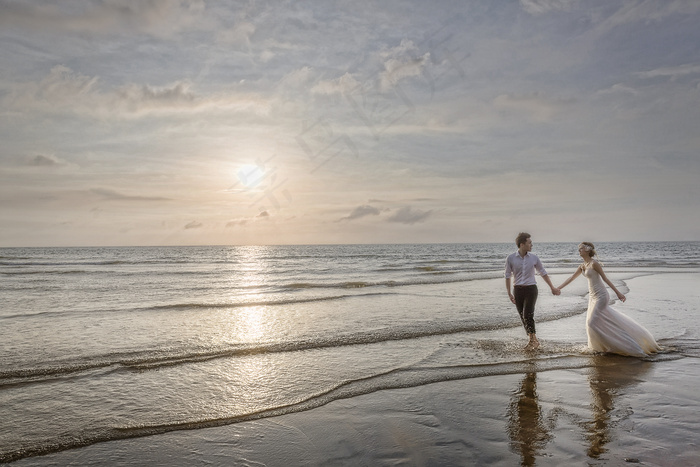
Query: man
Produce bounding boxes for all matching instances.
[505,232,560,350]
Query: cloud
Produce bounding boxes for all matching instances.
[184,221,203,229]
[635,64,700,80]
[217,21,255,49]
[27,154,65,167]
[520,0,575,15]
[308,39,430,98]
[11,65,100,108]
[225,211,271,228]
[90,188,170,201]
[493,92,573,122]
[225,218,248,228]
[3,65,272,118]
[386,206,432,225]
[280,66,315,90]
[338,205,381,222]
[379,40,430,91]
[312,73,361,95]
[0,0,206,38]
[589,2,700,39]
[117,81,196,107]
[596,83,640,96]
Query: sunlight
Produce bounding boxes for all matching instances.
[237,305,267,342]
[224,246,275,343]
[237,164,265,188]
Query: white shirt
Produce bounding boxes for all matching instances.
[505,251,548,286]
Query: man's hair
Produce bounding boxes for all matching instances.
[515,232,531,247]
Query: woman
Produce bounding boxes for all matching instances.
[558,242,660,357]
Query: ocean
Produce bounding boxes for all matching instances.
[1,242,699,464]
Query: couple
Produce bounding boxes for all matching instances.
[505,232,660,356]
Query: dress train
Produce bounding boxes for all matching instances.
[583,263,660,357]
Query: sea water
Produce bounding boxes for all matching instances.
[1,242,699,463]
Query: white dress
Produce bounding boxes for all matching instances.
[583,262,660,357]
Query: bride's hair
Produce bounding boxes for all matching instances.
[579,242,602,265]
[579,241,596,257]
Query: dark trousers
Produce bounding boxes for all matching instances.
[514,285,538,335]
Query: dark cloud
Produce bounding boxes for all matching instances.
[386,206,432,225]
[339,205,381,222]
[89,188,170,201]
[184,221,203,229]
[28,154,62,166]
[226,219,248,228]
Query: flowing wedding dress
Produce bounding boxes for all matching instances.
[583,262,660,357]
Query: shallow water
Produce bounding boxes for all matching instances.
[1,243,698,463]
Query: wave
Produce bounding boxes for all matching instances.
[0,292,399,321]
[0,269,95,276]
[0,308,588,387]
[284,281,376,289]
[142,292,396,311]
[0,350,686,464]
[0,260,138,267]
[280,272,502,290]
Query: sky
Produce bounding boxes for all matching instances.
[1,0,699,247]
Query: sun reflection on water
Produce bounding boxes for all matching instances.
[237,306,267,342]
[224,246,276,343]
[214,247,279,402]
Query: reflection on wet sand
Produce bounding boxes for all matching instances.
[507,371,552,466]
[585,355,652,459]
[507,356,652,465]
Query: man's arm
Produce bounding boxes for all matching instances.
[506,277,515,303]
[541,274,560,295]
[534,256,560,295]
[505,255,515,303]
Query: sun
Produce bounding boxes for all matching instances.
[237,164,265,188]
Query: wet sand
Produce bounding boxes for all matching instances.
[10,272,699,466]
[11,357,698,466]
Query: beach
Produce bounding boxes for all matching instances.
[5,1,700,464]
[2,245,699,466]
[10,359,698,466]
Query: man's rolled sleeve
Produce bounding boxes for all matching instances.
[505,258,513,278]
[534,257,548,277]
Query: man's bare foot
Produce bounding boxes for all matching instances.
[524,338,540,351]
